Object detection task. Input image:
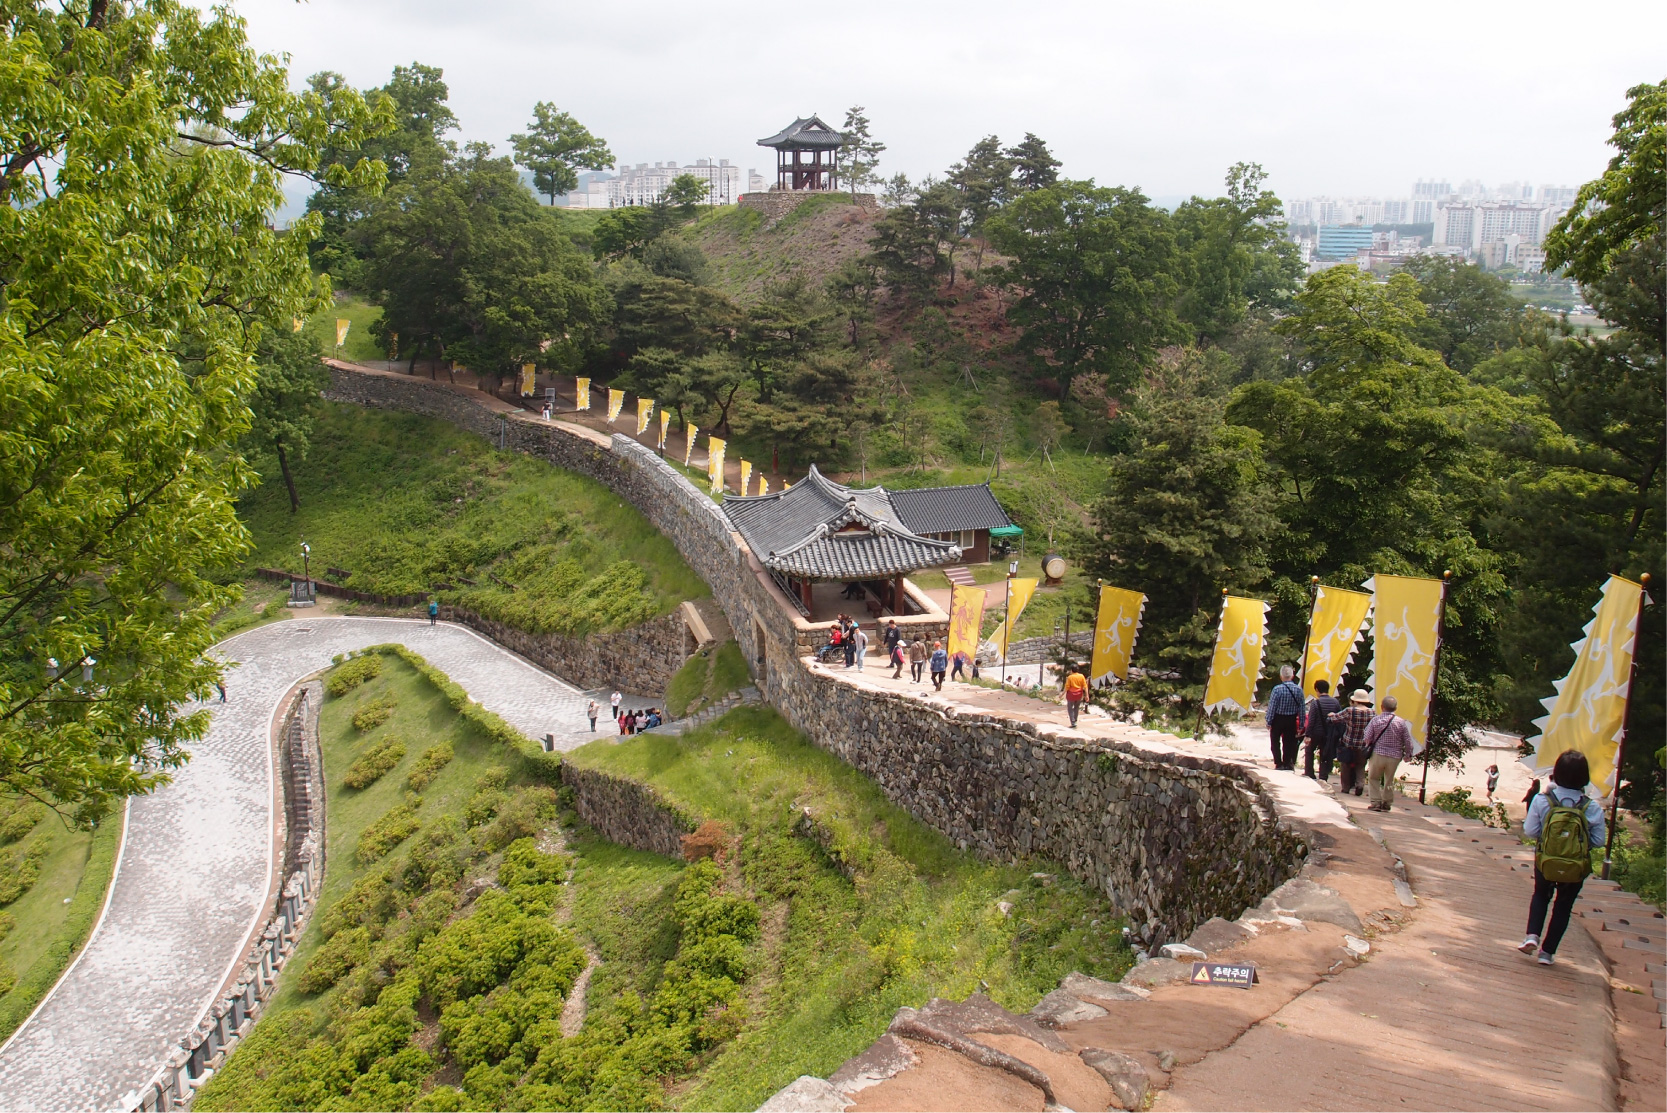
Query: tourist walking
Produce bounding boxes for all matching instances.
[1362,695,1417,812]
[1302,679,1342,781]
[1265,665,1305,770]
[1519,750,1605,966]
[908,637,928,683]
[950,650,968,682]
[890,641,905,679]
[1329,689,1375,795]
[929,642,948,690]
[883,619,901,657]
[843,619,857,668]
[1486,764,1500,803]
[428,599,439,625]
[1063,666,1088,728]
[587,699,599,732]
[214,680,227,703]
[610,690,622,720]
[852,624,869,670]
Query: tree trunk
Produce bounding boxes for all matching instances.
[275,438,300,513]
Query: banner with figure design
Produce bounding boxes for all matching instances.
[1522,575,1646,796]
[637,398,653,435]
[946,585,988,666]
[757,476,768,496]
[707,436,726,493]
[986,578,1038,659]
[739,460,752,498]
[1090,585,1147,685]
[658,409,670,450]
[1303,586,1372,697]
[520,364,536,397]
[607,389,624,423]
[335,318,350,347]
[684,423,698,466]
[1202,595,1270,714]
[1364,574,1445,753]
[575,377,591,411]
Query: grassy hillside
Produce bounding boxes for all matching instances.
[239,403,707,634]
[201,655,1133,1113]
[690,194,880,304]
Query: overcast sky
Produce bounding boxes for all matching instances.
[234,0,1664,203]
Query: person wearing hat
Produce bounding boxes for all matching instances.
[1361,695,1417,812]
[1328,688,1376,796]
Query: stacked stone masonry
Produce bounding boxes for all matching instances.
[325,365,1309,937]
[559,763,697,858]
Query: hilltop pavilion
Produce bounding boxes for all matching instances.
[756,115,844,191]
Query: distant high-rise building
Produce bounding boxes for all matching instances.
[599,159,742,207]
[747,168,766,193]
[1412,199,1435,224]
[1434,200,1565,256]
[1538,184,1577,205]
[1413,180,1453,199]
[1316,225,1374,259]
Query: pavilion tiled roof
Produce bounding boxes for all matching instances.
[756,116,845,151]
[891,483,1013,535]
[724,465,961,579]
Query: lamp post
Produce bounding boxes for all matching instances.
[300,542,313,604]
[1001,561,1017,686]
[81,658,95,688]
[1418,570,1453,805]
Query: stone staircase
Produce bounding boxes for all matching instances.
[657,686,762,736]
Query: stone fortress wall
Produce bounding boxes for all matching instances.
[324,364,1309,938]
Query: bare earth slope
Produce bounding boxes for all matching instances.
[691,195,881,304]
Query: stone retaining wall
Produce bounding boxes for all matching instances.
[559,762,696,859]
[440,606,691,695]
[323,364,1308,940]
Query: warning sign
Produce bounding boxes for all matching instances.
[1189,961,1257,989]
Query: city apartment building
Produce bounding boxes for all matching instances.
[560,159,749,208]
[1433,200,1563,254]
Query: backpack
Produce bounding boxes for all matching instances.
[1535,792,1592,883]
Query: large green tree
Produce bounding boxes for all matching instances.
[1397,255,1525,373]
[510,101,613,206]
[360,146,608,384]
[0,0,383,823]
[1171,162,1303,342]
[1228,266,1512,765]
[986,181,1181,398]
[244,327,329,514]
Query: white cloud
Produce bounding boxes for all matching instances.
[229,0,1664,200]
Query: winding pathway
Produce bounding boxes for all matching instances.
[0,617,592,1112]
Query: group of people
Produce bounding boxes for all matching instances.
[818,616,978,693]
[585,692,662,734]
[1263,665,1418,812]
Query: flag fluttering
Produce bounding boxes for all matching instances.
[707,436,726,493]
[575,377,591,411]
[684,423,699,466]
[1303,586,1372,697]
[1090,585,1147,685]
[947,585,988,665]
[658,409,670,450]
[606,389,624,423]
[739,459,752,497]
[1203,595,1270,714]
[1522,575,1647,796]
[986,578,1039,659]
[757,476,768,496]
[335,319,350,347]
[637,398,654,435]
[1364,574,1445,753]
[520,364,536,397]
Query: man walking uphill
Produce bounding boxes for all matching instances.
[1265,665,1305,770]
[1063,666,1089,728]
[1362,695,1417,812]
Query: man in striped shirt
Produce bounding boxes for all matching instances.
[1328,688,1376,795]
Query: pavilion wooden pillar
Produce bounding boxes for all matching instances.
[893,575,905,615]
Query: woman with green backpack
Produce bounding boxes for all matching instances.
[1518,750,1607,967]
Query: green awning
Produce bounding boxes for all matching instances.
[989,525,1025,538]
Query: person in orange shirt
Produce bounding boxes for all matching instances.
[1063,667,1089,727]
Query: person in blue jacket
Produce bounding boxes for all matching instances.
[1518,749,1606,966]
[928,642,948,691]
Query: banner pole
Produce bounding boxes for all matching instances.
[1419,570,1453,805]
[1300,576,1318,695]
[1601,572,1651,880]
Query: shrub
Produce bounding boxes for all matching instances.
[297,926,372,994]
[322,866,399,940]
[0,802,42,845]
[1431,787,1509,828]
[351,696,397,732]
[477,787,559,854]
[0,911,13,941]
[680,820,732,864]
[357,803,421,864]
[406,742,454,792]
[344,735,407,790]
[0,839,46,905]
[326,654,384,697]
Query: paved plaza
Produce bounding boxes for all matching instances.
[0,618,591,1112]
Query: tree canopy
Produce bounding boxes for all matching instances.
[511,101,614,206]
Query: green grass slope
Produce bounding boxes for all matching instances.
[239,403,707,634]
[690,194,880,304]
[200,654,1132,1113]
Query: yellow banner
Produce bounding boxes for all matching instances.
[986,578,1038,658]
[575,377,590,411]
[1525,575,1645,796]
[607,389,624,423]
[947,585,988,664]
[1090,585,1147,685]
[757,476,768,496]
[658,408,670,450]
[1303,586,1372,696]
[520,363,536,397]
[1365,574,1446,752]
[335,318,350,347]
[1202,595,1269,715]
[739,460,752,497]
[707,436,726,493]
[637,397,653,435]
[684,423,699,466]
[292,317,304,332]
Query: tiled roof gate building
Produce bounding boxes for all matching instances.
[757,115,844,192]
[724,467,1014,618]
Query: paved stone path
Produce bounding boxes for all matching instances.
[0,617,590,1113]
